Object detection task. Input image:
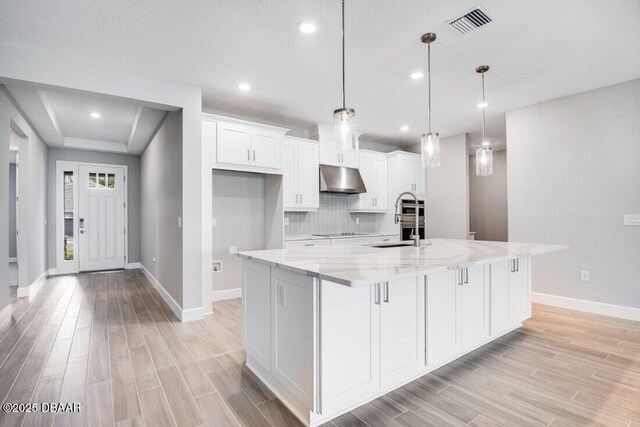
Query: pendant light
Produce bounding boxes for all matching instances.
[333,0,356,151]
[420,33,440,168]
[475,65,493,176]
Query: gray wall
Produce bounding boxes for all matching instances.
[141,112,183,305]
[0,86,48,303]
[506,78,640,308]
[212,170,265,292]
[47,148,142,267]
[9,163,16,258]
[469,150,508,241]
[426,133,469,239]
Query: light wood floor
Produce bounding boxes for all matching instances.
[0,271,638,427]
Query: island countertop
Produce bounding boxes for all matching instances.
[237,238,567,287]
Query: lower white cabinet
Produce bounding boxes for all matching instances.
[380,277,425,388]
[426,270,461,366]
[242,260,271,370]
[271,267,315,408]
[490,256,531,336]
[460,265,490,350]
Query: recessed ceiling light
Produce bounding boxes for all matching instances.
[400,125,409,132]
[299,22,317,34]
[477,102,489,108]
[90,112,101,118]
[238,83,251,92]
[410,71,424,80]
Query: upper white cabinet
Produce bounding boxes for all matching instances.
[282,136,319,211]
[308,124,359,169]
[348,150,387,212]
[387,151,426,196]
[203,114,288,174]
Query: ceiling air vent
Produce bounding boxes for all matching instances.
[446,5,492,35]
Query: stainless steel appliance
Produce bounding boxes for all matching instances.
[319,165,367,194]
[394,195,425,244]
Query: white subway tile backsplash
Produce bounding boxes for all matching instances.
[285,193,385,237]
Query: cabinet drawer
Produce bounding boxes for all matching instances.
[371,235,400,245]
[285,239,330,248]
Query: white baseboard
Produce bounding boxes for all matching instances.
[17,270,48,298]
[532,292,640,321]
[139,264,203,322]
[9,257,17,263]
[212,288,242,302]
[125,262,141,270]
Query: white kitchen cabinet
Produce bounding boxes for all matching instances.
[426,270,461,366]
[330,237,371,246]
[242,260,271,371]
[282,136,319,211]
[348,150,388,212]
[308,124,359,169]
[388,151,425,196]
[460,265,490,350]
[284,239,330,249]
[380,277,425,388]
[490,256,531,336]
[321,281,380,414]
[271,267,315,408]
[371,235,400,245]
[511,256,530,323]
[204,114,288,173]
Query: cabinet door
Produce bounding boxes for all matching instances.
[426,270,461,367]
[321,281,380,414]
[341,146,359,168]
[413,158,426,196]
[297,142,319,209]
[373,154,388,210]
[242,260,271,370]
[380,277,425,388]
[397,155,416,193]
[358,152,375,210]
[319,137,339,166]
[251,129,281,169]
[271,268,315,408]
[511,256,530,323]
[217,121,251,166]
[461,265,489,350]
[490,261,512,335]
[282,140,297,210]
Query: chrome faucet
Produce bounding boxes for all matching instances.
[394,191,421,247]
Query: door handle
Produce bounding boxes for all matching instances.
[457,269,463,286]
[464,268,469,284]
[515,258,519,272]
[374,283,380,305]
[383,282,389,303]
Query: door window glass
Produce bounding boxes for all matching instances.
[63,171,74,261]
[107,173,115,189]
[89,173,97,188]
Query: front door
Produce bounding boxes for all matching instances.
[78,165,125,271]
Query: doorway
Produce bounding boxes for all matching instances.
[56,161,127,273]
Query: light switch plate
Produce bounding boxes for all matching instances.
[623,214,640,226]
[581,271,590,282]
[178,217,182,228]
[212,217,217,227]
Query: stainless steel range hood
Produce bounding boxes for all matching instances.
[319,165,366,194]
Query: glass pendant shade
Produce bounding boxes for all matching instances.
[333,108,356,150]
[475,146,493,176]
[421,132,441,168]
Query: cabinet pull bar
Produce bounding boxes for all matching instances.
[300,193,303,204]
[253,150,256,161]
[464,268,469,284]
[384,282,389,303]
[374,283,380,305]
[247,149,250,161]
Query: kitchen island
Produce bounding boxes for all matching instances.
[237,239,566,426]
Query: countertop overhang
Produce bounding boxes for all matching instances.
[237,238,568,287]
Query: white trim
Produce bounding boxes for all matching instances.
[17,270,48,298]
[140,263,203,322]
[8,257,17,263]
[212,288,242,302]
[532,292,640,321]
[125,262,141,270]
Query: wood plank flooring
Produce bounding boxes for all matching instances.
[0,270,638,426]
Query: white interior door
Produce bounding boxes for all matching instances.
[78,165,125,271]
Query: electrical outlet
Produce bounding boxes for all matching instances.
[581,271,590,282]
[229,246,237,254]
[178,217,182,228]
[355,217,359,224]
[284,217,289,226]
[212,217,217,227]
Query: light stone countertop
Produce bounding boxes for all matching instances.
[238,238,568,287]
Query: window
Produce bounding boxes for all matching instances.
[89,171,116,189]
[98,173,106,188]
[63,171,74,261]
[89,173,97,188]
[107,173,115,189]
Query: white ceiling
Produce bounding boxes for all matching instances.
[1,0,639,152]
[4,82,168,154]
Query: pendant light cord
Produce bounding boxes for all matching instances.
[481,71,486,144]
[427,42,432,133]
[341,0,346,109]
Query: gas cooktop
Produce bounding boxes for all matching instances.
[311,232,370,237]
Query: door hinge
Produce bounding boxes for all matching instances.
[124,176,126,182]
[123,202,126,208]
